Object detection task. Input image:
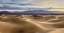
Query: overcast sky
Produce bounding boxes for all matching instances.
[0,0,64,12]
[0,0,64,8]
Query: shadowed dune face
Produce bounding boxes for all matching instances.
[0,22,23,33]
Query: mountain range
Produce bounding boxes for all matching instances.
[0,10,64,15]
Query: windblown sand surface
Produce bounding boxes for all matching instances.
[0,15,64,33]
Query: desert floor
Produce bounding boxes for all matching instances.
[0,15,64,33]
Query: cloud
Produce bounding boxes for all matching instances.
[0,5,23,10]
[0,4,44,10]
[0,0,34,4]
[0,0,46,6]
[35,0,64,8]
[0,0,11,3]
[0,0,64,8]
[0,0,35,6]
[0,4,3,7]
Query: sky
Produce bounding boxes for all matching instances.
[0,0,64,8]
[0,0,64,11]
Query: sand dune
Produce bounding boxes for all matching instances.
[0,15,64,33]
